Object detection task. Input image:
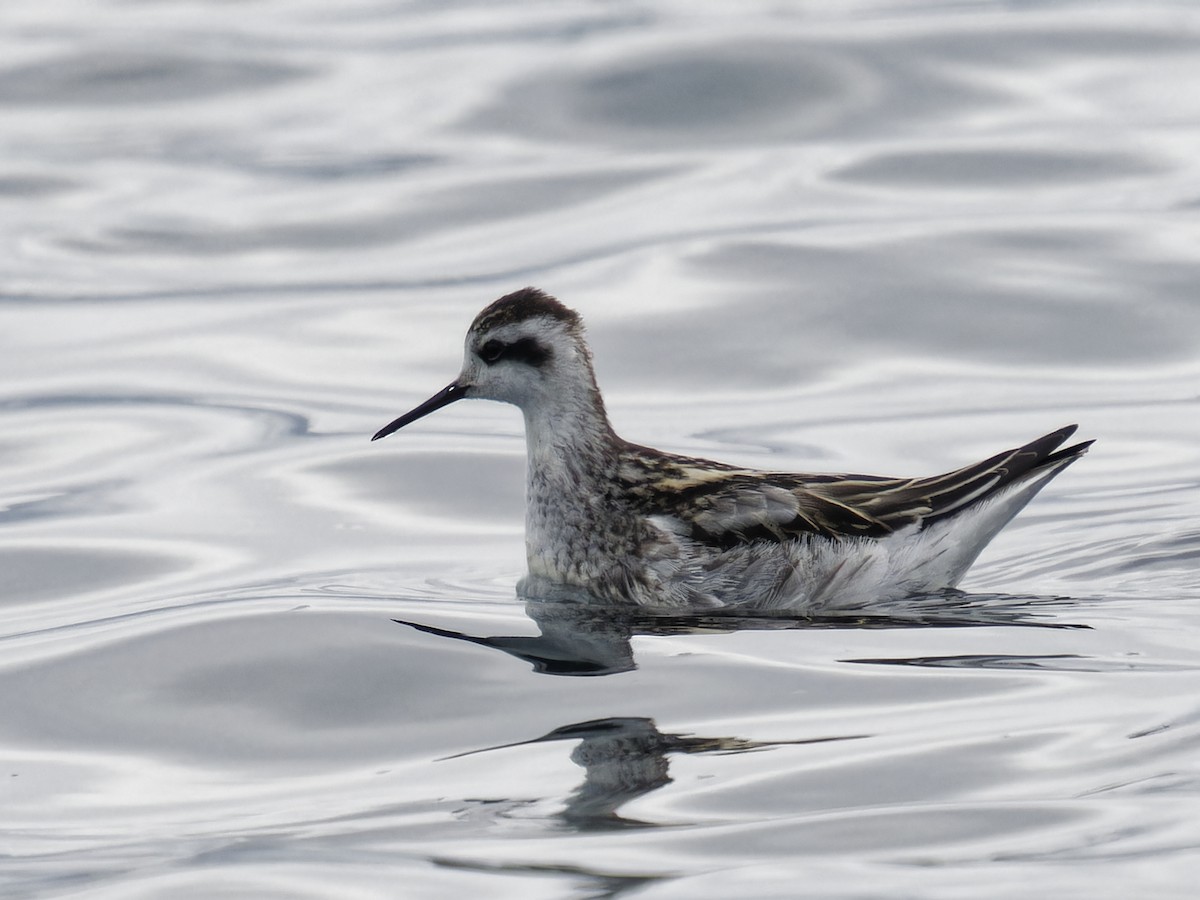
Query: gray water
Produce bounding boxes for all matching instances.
[3,1,1200,897]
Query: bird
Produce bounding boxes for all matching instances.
[372,287,1092,612]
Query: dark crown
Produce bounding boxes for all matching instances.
[470,287,582,335]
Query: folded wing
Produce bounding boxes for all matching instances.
[627,425,1092,549]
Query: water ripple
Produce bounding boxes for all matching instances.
[0,50,309,105]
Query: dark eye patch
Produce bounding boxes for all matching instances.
[478,337,550,368]
[479,339,505,363]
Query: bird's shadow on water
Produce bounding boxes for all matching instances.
[393,588,1091,678]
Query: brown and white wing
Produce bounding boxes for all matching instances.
[629,465,892,547]
[818,424,1092,530]
[627,425,1091,549]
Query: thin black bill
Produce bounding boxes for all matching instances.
[371,381,467,441]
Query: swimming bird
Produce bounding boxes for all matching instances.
[372,288,1091,612]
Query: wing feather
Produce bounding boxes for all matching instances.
[619,426,1090,549]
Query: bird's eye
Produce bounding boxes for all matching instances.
[479,339,505,363]
[478,336,549,367]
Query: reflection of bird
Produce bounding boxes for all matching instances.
[394,590,1086,678]
[373,288,1091,611]
[446,717,857,830]
[395,599,637,676]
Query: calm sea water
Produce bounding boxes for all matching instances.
[3,1,1200,897]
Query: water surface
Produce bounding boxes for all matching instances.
[3,2,1200,897]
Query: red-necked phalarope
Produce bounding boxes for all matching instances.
[373,288,1092,611]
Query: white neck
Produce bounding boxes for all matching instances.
[520,366,631,584]
[522,378,620,486]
